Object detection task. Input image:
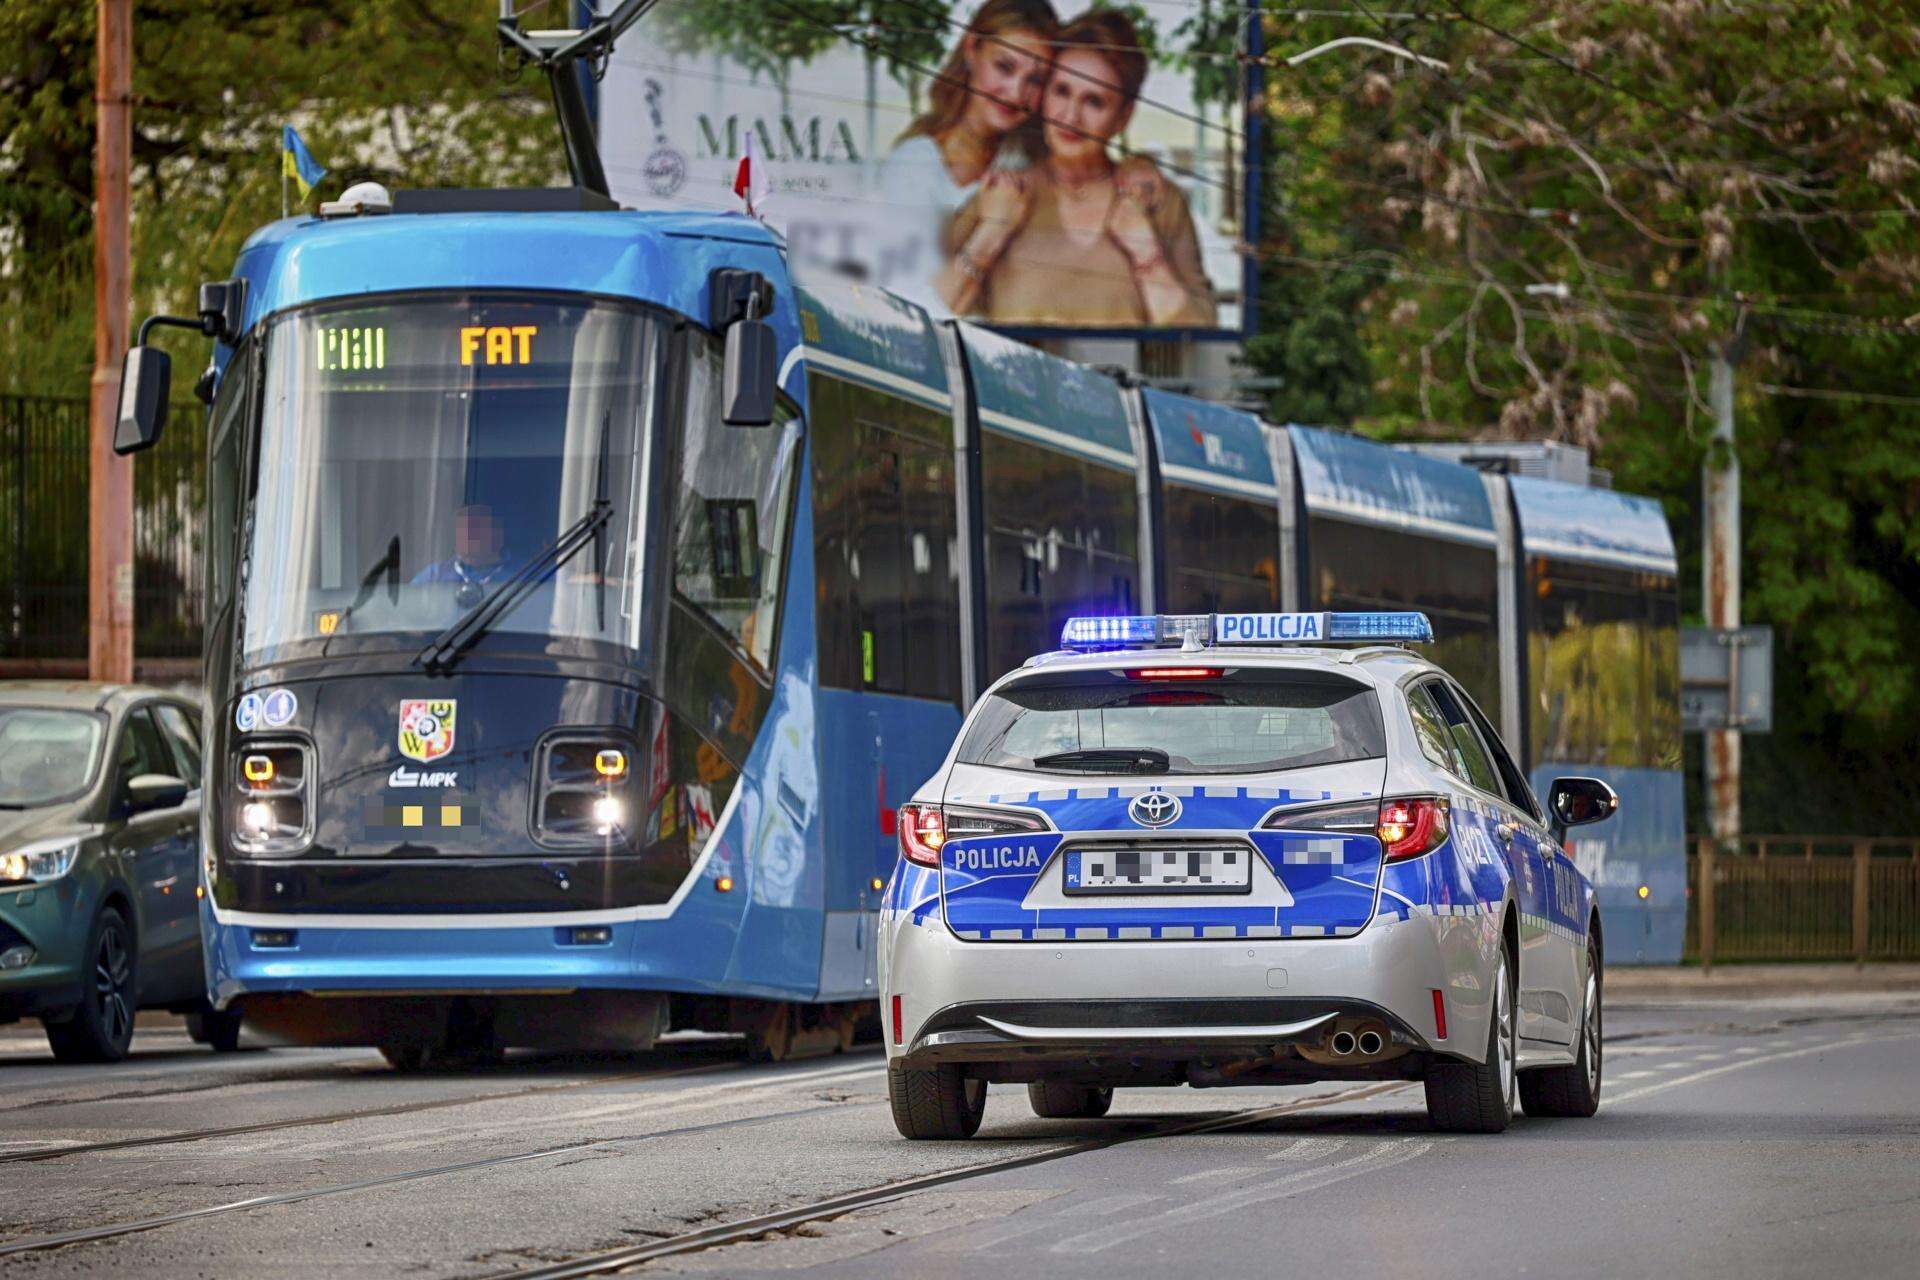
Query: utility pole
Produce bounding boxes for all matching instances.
[89,0,135,683]
[1703,333,1744,847]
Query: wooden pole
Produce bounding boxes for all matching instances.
[88,0,135,684]
[1852,839,1871,969]
[1698,836,1716,974]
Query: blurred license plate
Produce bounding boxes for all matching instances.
[1063,846,1252,895]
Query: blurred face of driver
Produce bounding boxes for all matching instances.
[456,504,504,567]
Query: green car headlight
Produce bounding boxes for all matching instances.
[0,838,83,885]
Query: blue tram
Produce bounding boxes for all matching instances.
[113,189,1678,1064]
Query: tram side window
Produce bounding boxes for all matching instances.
[809,374,960,702]
[1528,558,1680,771]
[980,431,1139,682]
[1160,484,1280,614]
[205,351,251,619]
[1306,516,1501,726]
[674,344,801,671]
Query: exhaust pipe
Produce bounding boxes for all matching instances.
[1329,1030,1356,1056]
[1357,1029,1384,1056]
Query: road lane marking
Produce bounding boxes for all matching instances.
[1049,1138,1436,1254]
[1266,1136,1347,1161]
[1169,1166,1267,1186]
[1610,1030,1920,1106]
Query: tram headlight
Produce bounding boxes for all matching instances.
[592,795,625,834]
[229,741,313,854]
[535,735,641,848]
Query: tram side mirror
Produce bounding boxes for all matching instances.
[722,317,777,427]
[113,345,172,455]
[1547,776,1619,842]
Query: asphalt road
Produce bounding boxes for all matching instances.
[1,987,1916,1279]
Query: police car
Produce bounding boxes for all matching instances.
[880,611,1619,1138]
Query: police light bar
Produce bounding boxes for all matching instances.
[1059,611,1434,650]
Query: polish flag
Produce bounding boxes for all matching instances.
[732,131,772,217]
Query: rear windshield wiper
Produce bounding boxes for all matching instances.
[414,500,613,673]
[1030,747,1171,774]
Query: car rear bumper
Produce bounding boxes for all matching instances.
[881,906,1503,1071]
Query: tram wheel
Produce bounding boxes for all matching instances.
[379,1044,433,1072]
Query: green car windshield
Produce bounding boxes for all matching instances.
[0,708,105,807]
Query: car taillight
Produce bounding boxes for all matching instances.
[1378,796,1449,861]
[897,803,1044,867]
[1125,667,1224,680]
[898,803,946,867]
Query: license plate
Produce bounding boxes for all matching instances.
[1063,845,1252,895]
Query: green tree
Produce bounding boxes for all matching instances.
[0,0,564,393]
[1244,3,1920,829]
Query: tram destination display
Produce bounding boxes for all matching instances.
[600,0,1254,335]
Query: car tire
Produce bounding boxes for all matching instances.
[1520,939,1603,1118]
[1424,949,1516,1133]
[888,1063,987,1139]
[185,1006,245,1053]
[1027,1080,1114,1119]
[44,906,138,1064]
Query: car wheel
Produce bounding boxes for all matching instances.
[185,1006,246,1053]
[888,1063,987,1139]
[1423,948,1516,1133]
[1027,1080,1114,1119]
[1519,939,1603,1118]
[44,906,138,1064]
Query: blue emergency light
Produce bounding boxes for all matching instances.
[1059,611,1434,650]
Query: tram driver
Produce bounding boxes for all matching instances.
[412,502,518,603]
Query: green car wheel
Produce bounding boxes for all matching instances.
[45,906,138,1064]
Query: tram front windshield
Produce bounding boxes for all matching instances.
[244,294,657,662]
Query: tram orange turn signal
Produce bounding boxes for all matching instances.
[242,754,274,784]
[1378,796,1449,862]
[594,749,628,778]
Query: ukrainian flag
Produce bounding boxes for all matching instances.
[281,126,327,201]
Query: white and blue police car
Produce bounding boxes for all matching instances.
[880,611,1619,1138]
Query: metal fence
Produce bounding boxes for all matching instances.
[0,393,204,663]
[1685,836,1920,964]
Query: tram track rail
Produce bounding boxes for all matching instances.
[0,1059,892,1260]
[486,1081,1414,1280]
[0,1074,1407,1265]
[0,1048,878,1166]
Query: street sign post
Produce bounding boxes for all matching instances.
[1681,625,1773,733]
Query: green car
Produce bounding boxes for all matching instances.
[0,682,241,1061]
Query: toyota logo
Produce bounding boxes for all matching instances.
[1129,791,1181,828]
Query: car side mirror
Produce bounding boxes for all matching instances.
[722,317,777,427]
[127,773,191,813]
[1547,776,1618,842]
[114,346,172,455]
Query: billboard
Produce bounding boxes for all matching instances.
[600,0,1255,335]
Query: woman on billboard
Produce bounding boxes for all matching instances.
[877,0,1061,311]
[944,8,1215,328]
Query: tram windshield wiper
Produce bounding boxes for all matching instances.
[414,501,613,673]
[1030,747,1171,774]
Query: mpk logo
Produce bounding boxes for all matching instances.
[398,699,458,763]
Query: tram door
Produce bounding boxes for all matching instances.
[808,373,964,991]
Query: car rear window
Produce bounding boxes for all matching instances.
[957,671,1386,776]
